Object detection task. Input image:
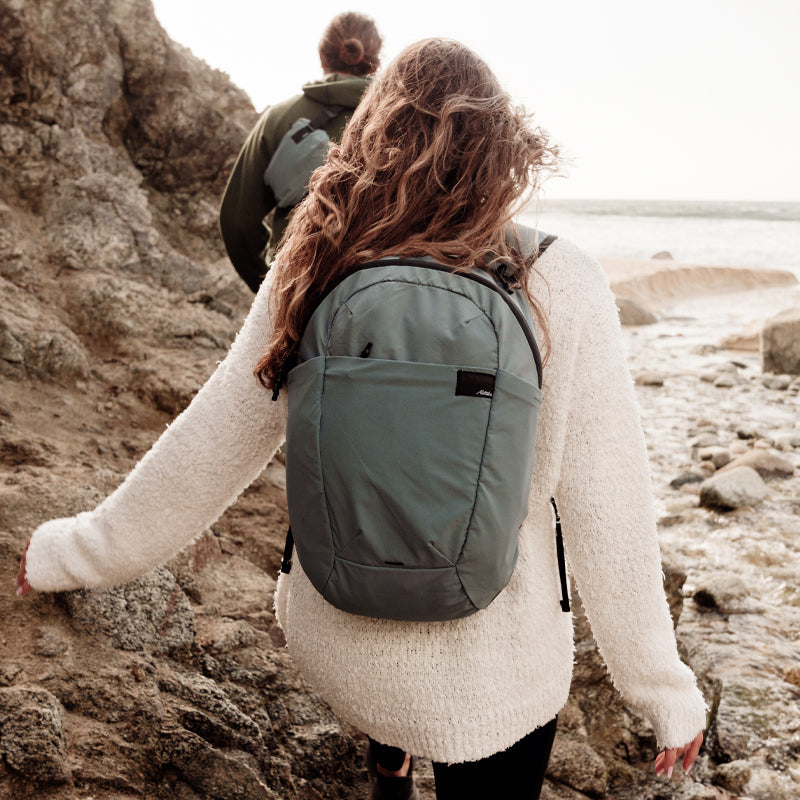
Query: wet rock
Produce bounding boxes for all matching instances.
[546,737,608,796]
[617,297,658,326]
[784,665,800,688]
[698,466,767,510]
[670,471,704,489]
[761,373,792,390]
[736,427,764,440]
[696,460,715,477]
[729,439,749,455]
[696,446,731,469]
[634,371,666,386]
[691,344,718,356]
[690,432,720,450]
[719,321,760,352]
[761,307,800,375]
[0,687,70,784]
[713,759,752,794]
[662,558,687,627]
[64,566,196,653]
[713,372,742,388]
[692,572,749,613]
[717,450,794,480]
[774,432,800,450]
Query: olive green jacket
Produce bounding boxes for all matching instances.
[219,74,370,292]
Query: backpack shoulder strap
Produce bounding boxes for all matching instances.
[291,104,346,144]
[535,233,557,258]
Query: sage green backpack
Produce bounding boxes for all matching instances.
[280,231,563,621]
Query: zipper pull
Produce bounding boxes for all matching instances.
[551,498,571,613]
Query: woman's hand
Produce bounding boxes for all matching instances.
[656,731,703,778]
[15,541,32,596]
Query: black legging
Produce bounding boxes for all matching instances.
[370,717,557,800]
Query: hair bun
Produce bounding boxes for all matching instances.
[339,38,365,66]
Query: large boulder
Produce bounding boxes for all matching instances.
[761,307,800,374]
[699,466,767,510]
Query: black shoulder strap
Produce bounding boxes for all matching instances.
[291,104,346,144]
[536,233,557,258]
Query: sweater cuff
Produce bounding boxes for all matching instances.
[25,513,94,592]
[643,683,708,750]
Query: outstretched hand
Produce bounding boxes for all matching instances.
[15,540,32,596]
[656,731,703,778]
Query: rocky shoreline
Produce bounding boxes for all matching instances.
[624,284,800,800]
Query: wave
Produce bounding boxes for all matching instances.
[537,199,800,223]
[602,258,799,311]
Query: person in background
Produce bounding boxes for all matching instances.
[18,38,705,800]
[219,11,382,292]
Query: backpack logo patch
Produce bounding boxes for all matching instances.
[455,369,496,398]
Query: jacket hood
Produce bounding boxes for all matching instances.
[302,73,371,108]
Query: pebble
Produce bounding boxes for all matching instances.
[697,446,732,469]
[718,450,795,480]
[669,471,704,489]
[714,760,753,794]
[693,572,749,613]
[761,373,792,390]
[774,432,800,450]
[690,432,720,449]
[634,371,665,386]
[714,373,741,388]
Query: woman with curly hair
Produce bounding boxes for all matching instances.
[18,39,705,800]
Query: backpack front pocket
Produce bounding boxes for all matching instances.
[286,355,542,620]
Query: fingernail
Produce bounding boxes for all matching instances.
[685,763,693,774]
[16,586,22,596]
[667,766,673,779]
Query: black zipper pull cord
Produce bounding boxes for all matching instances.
[271,374,283,402]
[281,527,294,574]
[550,497,571,613]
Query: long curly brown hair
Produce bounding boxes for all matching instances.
[256,38,559,390]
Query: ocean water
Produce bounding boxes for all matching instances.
[521,199,800,276]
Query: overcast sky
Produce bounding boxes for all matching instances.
[152,0,799,202]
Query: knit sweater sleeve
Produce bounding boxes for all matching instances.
[24,271,287,592]
[553,246,707,750]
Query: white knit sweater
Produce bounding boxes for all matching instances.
[25,238,707,763]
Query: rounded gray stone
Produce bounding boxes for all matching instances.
[699,466,767,510]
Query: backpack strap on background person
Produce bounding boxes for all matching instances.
[291,104,345,144]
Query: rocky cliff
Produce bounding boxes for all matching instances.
[0,2,720,799]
